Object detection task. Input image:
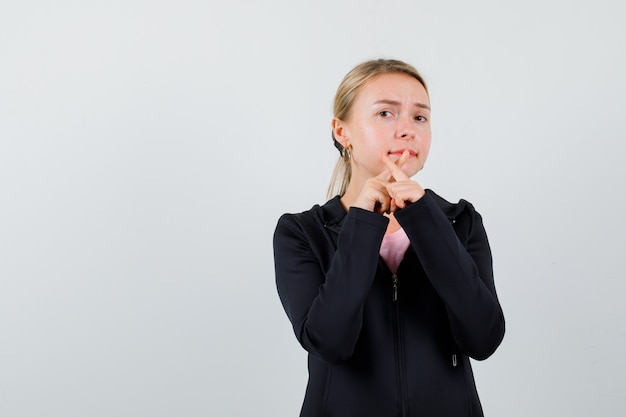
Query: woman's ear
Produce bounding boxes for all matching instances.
[332,118,349,148]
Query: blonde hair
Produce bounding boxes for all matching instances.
[326,59,428,200]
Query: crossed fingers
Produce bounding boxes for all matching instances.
[380,150,425,210]
[381,150,411,183]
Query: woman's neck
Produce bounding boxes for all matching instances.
[339,176,367,210]
[384,213,401,235]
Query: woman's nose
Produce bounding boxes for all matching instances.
[396,118,416,139]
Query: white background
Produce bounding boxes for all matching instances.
[1,1,625,416]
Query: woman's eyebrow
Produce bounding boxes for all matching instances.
[373,99,431,110]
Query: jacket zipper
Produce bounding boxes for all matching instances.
[391,272,408,416]
[392,273,398,302]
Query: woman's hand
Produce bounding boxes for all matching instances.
[352,151,413,214]
[351,169,393,214]
[382,151,425,211]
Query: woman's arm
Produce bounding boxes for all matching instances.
[395,193,505,360]
[273,208,388,364]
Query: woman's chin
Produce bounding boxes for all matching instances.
[401,162,421,177]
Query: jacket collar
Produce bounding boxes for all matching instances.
[316,195,346,233]
[317,189,469,231]
[426,189,471,220]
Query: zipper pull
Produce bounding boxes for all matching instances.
[452,354,458,367]
[392,274,398,301]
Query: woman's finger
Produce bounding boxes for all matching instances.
[374,165,393,182]
[387,180,425,209]
[381,151,411,182]
[352,177,391,213]
[390,198,398,213]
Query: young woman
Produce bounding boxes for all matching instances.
[273,58,505,417]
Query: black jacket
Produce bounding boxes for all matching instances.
[273,190,505,416]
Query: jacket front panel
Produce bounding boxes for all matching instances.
[273,190,505,417]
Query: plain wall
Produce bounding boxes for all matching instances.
[1,0,625,415]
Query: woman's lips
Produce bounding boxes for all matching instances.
[388,149,417,157]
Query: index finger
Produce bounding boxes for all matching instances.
[374,162,393,182]
[381,151,410,182]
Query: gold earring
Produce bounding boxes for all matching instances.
[342,145,351,161]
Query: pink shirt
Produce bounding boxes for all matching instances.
[379,227,411,274]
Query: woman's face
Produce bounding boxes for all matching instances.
[334,73,431,180]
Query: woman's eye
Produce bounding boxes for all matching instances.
[378,111,392,117]
[415,115,427,122]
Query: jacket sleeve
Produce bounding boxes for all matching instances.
[394,193,505,360]
[273,208,388,364]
